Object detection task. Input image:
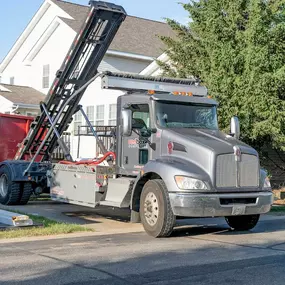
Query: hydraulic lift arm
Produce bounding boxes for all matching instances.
[14,1,126,162]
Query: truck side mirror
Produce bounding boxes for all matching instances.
[230,116,240,140]
[122,109,132,136]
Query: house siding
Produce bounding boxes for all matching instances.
[98,55,149,74]
[0,96,13,113]
[1,3,71,88]
[68,77,124,158]
[31,22,76,93]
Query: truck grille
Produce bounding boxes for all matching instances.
[216,154,259,188]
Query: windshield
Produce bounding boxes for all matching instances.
[155,101,218,130]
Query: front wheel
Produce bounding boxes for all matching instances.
[140,179,176,238]
[225,214,260,231]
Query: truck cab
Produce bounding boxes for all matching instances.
[106,87,272,237]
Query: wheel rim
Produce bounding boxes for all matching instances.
[0,174,8,197]
[144,192,159,226]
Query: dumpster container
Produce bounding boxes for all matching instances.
[0,113,34,162]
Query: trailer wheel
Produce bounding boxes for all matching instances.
[18,183,33,205]
[0,166,21,205]
[225,214,260,231]
[140,179,175,237]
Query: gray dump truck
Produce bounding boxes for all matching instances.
[0,0,273,237]
[49,71,273,237]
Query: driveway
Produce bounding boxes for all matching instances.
[1,214,285,284]
[0,200,143,234]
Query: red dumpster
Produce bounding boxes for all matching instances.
[0,113,34,162]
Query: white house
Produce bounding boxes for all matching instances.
[0,0,174,158]
[0,84,44,116]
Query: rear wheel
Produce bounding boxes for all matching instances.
[225,214,260,231]
[18,183,33,205]
[0,166,21,205]
[140,179,175,237]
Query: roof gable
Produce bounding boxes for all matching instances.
[51,0,175,58]
[0,84,45,105]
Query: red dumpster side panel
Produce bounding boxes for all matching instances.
[0,114,40,163]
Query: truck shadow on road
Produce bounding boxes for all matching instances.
[171,215,285,238]
[172,224,229,237]
[63,206,131,224]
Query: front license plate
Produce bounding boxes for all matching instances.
[232,205,246,215]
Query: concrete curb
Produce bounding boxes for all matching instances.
[0,227,145,244]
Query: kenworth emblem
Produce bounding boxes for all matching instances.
[233,145,241,187]
[233,146,241,162]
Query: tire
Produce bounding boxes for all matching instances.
[18,183,33,205]
[225,214,260,231]
[0,166,21,205]
[140,179,175,237]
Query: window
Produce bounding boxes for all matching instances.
[95,105,104,125]
[86,106,94,124]
[10,77,14,85]
[108,104,116,126]
[86,106,94,133]
[131,104,150,129]
[42,64,50,88]
[74,111,82,135]
[155,101,218,130]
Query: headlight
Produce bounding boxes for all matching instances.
[263,177,271,189]
[175,176,208,190]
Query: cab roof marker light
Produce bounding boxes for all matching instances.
[171,91,194,96]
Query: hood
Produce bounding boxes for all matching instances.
[160,128,258,177]
[168,128,256,155]
[159,128,260,190]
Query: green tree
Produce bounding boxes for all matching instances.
[160,0,285,151]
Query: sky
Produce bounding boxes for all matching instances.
[0,0,189,63]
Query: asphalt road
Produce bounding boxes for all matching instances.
[1,216,285,285]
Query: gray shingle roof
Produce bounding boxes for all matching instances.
[0,84,45,105]
[52,0,175,58]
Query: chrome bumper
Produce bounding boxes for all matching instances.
[169,191,273,217]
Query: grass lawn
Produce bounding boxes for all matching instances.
[0,210,93,239]
[269,205,285,215]
[29,194,51,202]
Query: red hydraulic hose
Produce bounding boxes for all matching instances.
[59,151,116,166]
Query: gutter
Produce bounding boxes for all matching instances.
[13,103,40,109]
[106,50,154,62]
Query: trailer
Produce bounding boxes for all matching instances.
[0,0,273,237]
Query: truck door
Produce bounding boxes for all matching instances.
[121,103,150,174]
